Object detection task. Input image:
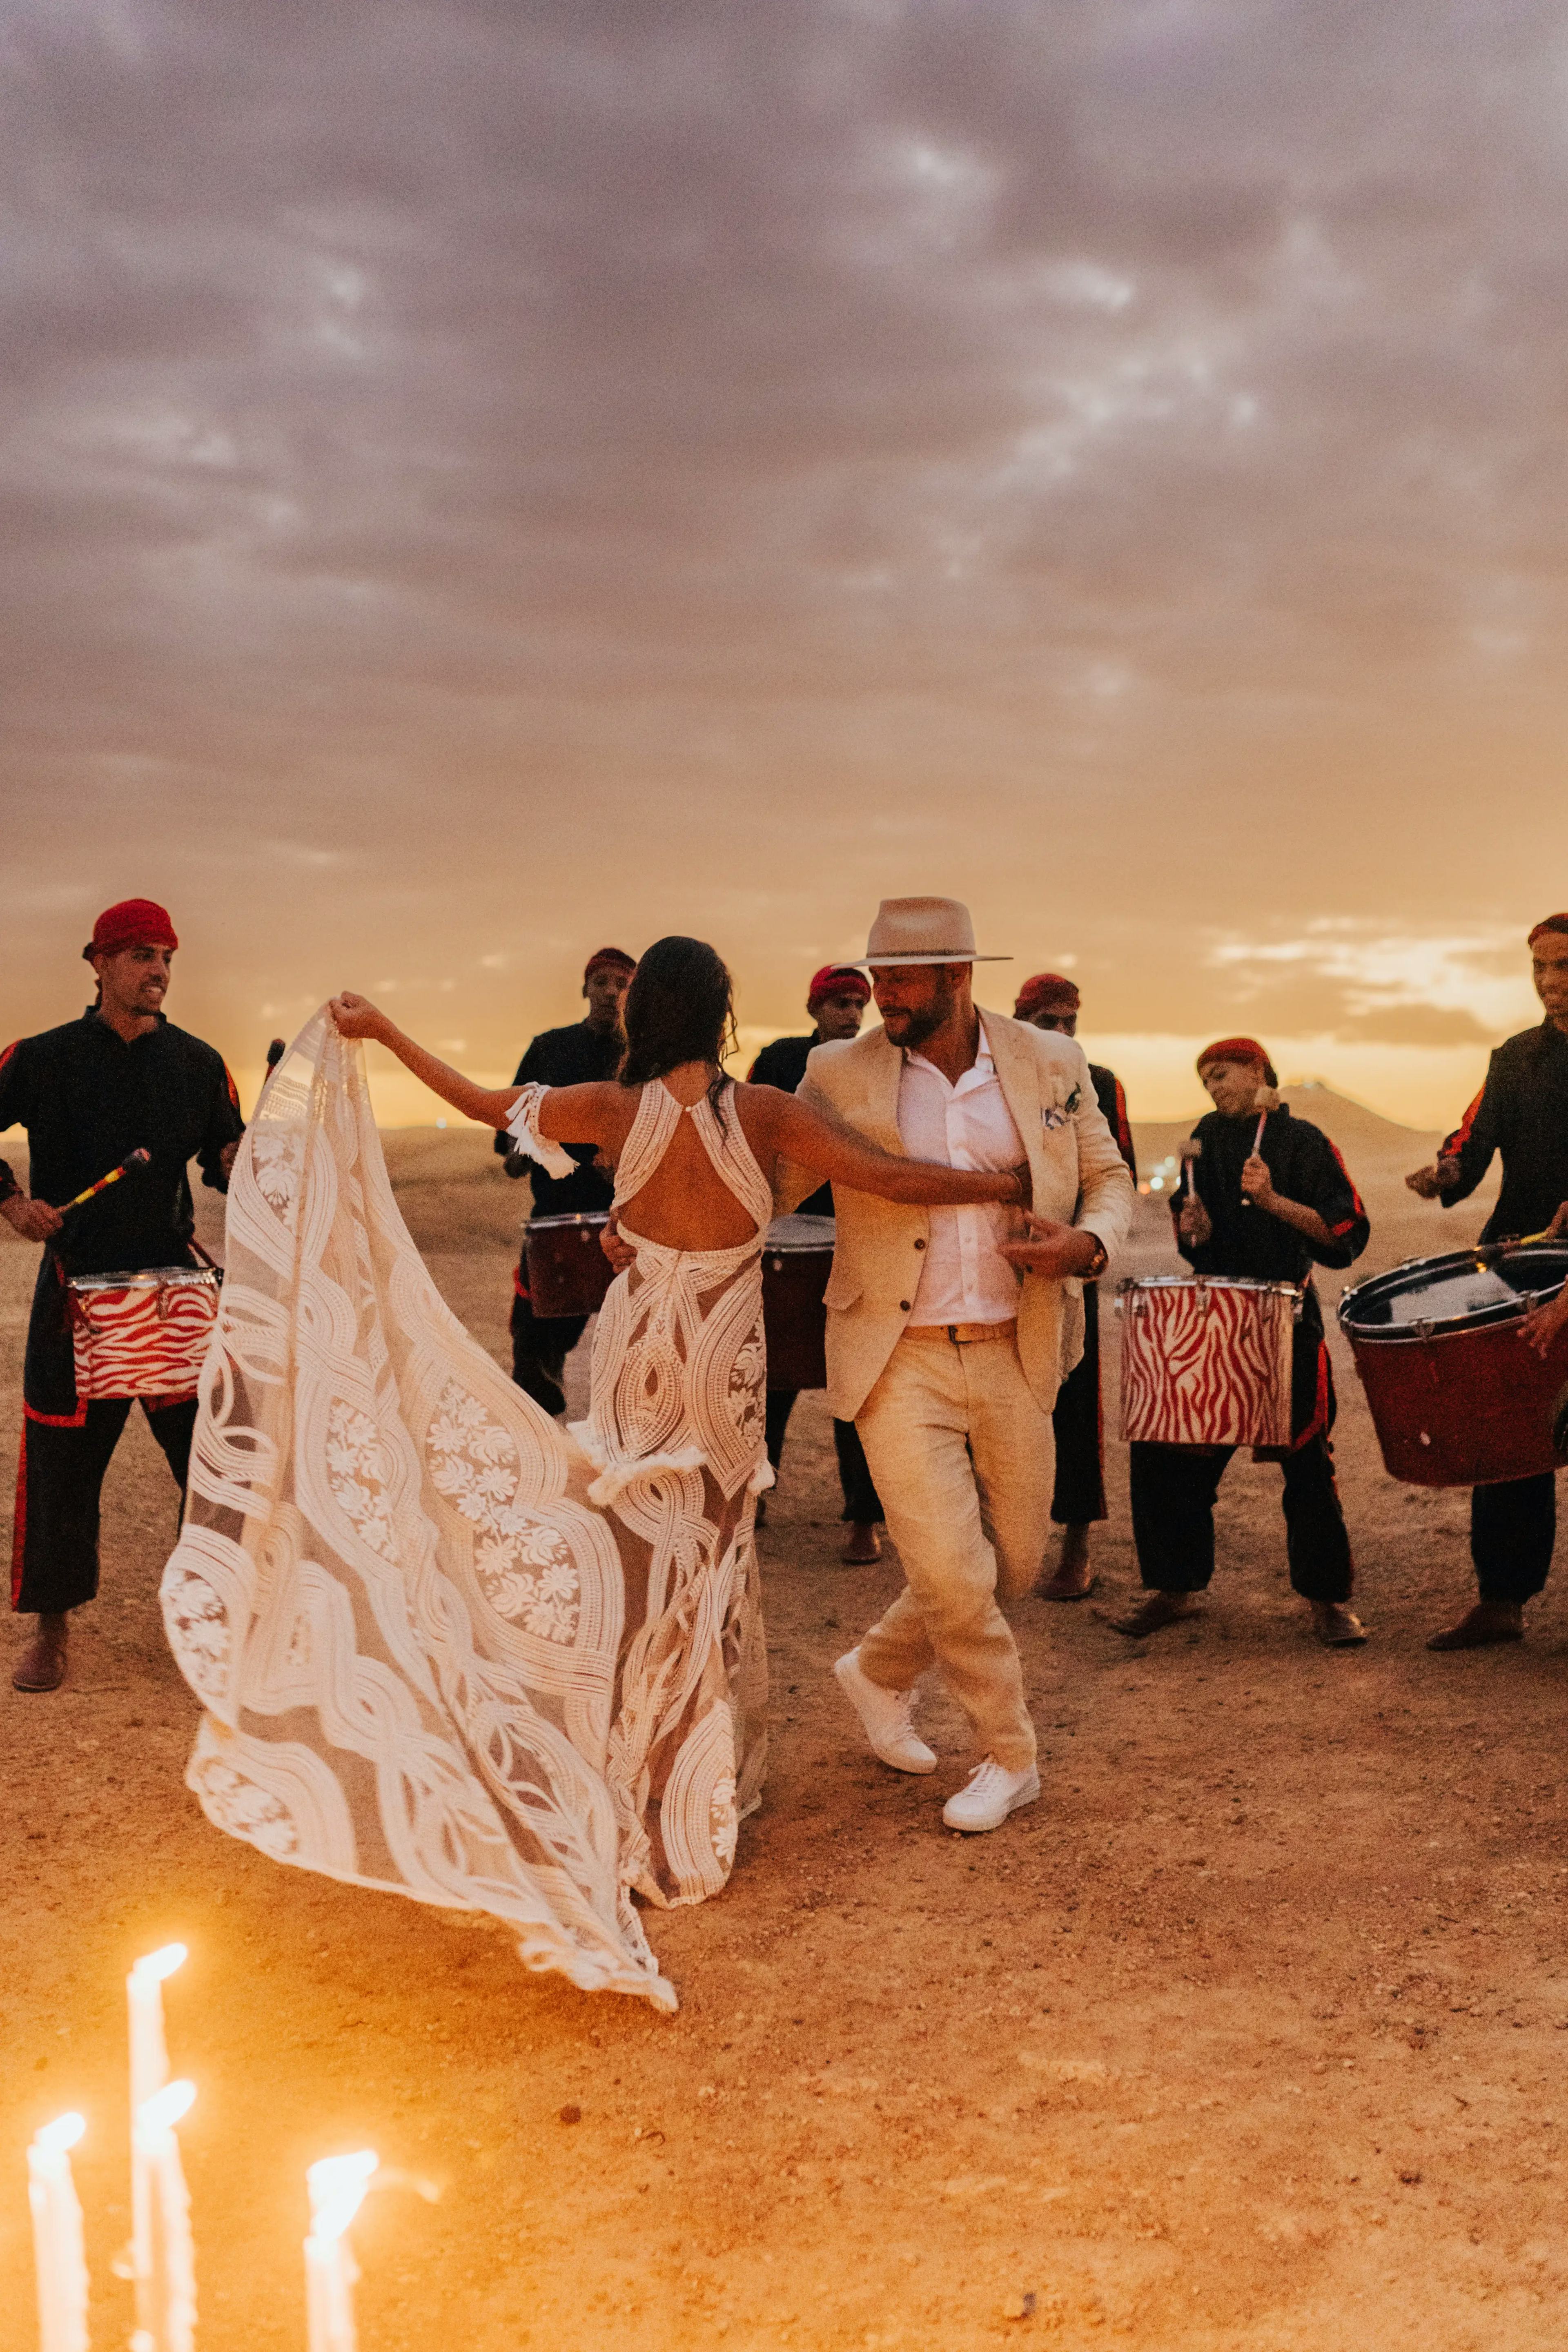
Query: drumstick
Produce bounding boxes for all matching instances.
[1240,1087,1278,1212]
[57,1148,151,1212]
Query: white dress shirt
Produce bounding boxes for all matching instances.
[898,1040,1025,1325]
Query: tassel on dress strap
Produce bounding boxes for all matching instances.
[504,1082,577,1180]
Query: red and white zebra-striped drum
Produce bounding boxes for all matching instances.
[1116,1275,1299,1449]
[67,1265,221,1403]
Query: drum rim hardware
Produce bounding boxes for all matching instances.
[1338,1242,1568,1344]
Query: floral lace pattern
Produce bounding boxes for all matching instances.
[162,1011,678,2012]
[428,1381,580,1643]
[160,1019,777,2009]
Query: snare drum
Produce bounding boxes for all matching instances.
[761,1214,835,1391]
[67,1265,221,1403]
[524,1212,614,1319]
[1338,1243,1568,1486]
[1117,1276,1298,1448]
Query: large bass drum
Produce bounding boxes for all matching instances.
[1339,1242,1568,1487]
[761,1214,835,1391]
[1117,1276,1299,1449]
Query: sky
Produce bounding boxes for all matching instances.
[4,0,1566,1127]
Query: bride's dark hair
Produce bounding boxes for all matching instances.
[618,935,738,1108]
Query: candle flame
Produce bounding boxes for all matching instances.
[34,2111,87,2154]
[306,2150,380,2243]
[131,1943,188,1985]
[137,2080,197,2134]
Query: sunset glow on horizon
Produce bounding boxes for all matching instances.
[4,1,1564,1133]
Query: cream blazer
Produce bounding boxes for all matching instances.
[774,1010,1135,1423]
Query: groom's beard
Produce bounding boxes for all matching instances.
[880,993,956,1051]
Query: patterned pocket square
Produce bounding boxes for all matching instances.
[1041,1085,1081,1132]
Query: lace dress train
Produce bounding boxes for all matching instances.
[158,1014,773,2009]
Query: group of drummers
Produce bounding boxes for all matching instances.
[2,896,1566,1697]
[508,912,1568,1657]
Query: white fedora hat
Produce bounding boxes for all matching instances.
[855,895,1011,969]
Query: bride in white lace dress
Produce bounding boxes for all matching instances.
[160,938,1024,2009]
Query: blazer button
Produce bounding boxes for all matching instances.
[899,1300,912,1312]
[913,1238,927,1250]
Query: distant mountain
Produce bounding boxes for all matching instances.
[1131,1081,1444,1182]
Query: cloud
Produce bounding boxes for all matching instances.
[0,0,1564,1120]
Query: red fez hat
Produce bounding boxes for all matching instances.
[1014,971,1080,1019]
[1196,1036,1279,1088]
[806,963,871,1007]
[1528,913,1568,947]
[84,899,179,961]
[584,946,637,980]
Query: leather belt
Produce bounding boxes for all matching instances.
[903,1318,1018,1347]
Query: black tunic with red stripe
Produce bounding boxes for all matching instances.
[0,1009,243,1419]
[1172,1104,1370,1445]
[1438,1021,1568,1243]
[1089,1062,1137,1181]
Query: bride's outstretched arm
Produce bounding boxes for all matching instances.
[757,1087,1028,1209]
[329,994,619,1142]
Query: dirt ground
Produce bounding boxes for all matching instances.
[7,1095,1568,2352]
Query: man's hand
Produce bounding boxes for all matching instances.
[1178,1194,1213,1246]
[0,1194,63,1242]
[219,1140,239,1181]
[1406,1156,1461,1200]
[600,1214,636,1276]
[1240,1153,1276,1209]
[999,1214,1100,1280]
[1546,1200,1568,1240]
[1520,1285,1568,1357]
[329,992,390,1043]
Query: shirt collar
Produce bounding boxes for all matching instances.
[905,1043,996,1086]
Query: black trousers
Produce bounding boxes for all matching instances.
[509,1285,588,1419]
[1471,1474,1558,1604]
[12,1397,197,1615]
[764,1390,885,1524]
[1051,1283,1107,1526]
[1128,1431,1354,1603]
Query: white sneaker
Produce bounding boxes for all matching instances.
[942,1756,1041,1834]
[833,1649,937,1773]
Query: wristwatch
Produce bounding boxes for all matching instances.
[1080,1235,1109,1280]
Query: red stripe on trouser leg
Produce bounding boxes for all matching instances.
[11,1414,25,1608]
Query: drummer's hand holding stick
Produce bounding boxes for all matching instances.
[1177,1194,1212,1247]
[0,1190,63,1243]
[1239,1158,1339,1252]
[1405,1154,1462,1200]
[1519,1203,1568,1356]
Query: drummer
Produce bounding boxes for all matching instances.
[1406,911,1568,1650]
[1111,1037,1371,1648]
[496,947,635,1416]
[748,965,886,1563]
[0,900,244,1693]
[1012,972,1136,1600]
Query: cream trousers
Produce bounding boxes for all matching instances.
[853,1330,1054,1773]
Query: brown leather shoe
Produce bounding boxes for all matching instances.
[12,1615,68,1693]
[841,1522,882,1565]
[1312,1601,1369,1647]
[1107,1592,1198,1638]
[1427,1602,1525,1651]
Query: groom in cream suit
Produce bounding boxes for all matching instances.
[777,897,1134,1833]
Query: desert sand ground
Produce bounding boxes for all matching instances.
[6,1093,1568,2352]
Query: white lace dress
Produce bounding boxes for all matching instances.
[520,1075,773,1912]
[158,1015,773,2011]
